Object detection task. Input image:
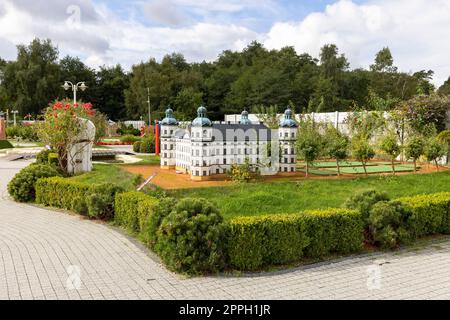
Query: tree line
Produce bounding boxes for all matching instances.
[1,38,450,122]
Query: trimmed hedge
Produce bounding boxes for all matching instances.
[398,192,450,238]
[115,192,158,233]
[36,177,123,219]
[228,208,363,271]
[0,140,13,149]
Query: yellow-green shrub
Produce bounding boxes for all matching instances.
[228,214,308,271]
[302,208,364,258]
[35,177,123,219]
[398,192,450,238]
[228,208,364,271]
[114,192,158,233]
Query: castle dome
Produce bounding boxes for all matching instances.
[192,105,212,127]
[240,110,252,125]
[160,107,178,126]
[280,108,298,128]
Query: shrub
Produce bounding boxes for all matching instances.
[133,141,142,153]
[7,164,61,202]
[120,135,141,144]
[345,190,390,224]
[145,197,175,248]
[6,125,38,141]
[228,158,253,183]
[154,198,228,274]
[115,192,158,233]
[48,153,59,166]
[302,208,364,258]
[228,208,363,270]
[35,177,123,219]
[140,137,155,154]
[36,149,54,164]
[0,140,13,149]
[398,192,450,238]
[118,124,140,136]
[228,214,308,271]
[6,126,20,139]
[368,201,411,248]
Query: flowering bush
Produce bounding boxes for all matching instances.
[37,100,101,174]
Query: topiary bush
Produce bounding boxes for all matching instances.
[145,197,175,248]
[398,192,450,238]
[367,201,411,249]
[35,177,123,219]
[154,198,228,275]
[345,190,390,224]
[133,141,142,153]
[120,135,141,144]
[140,137,155,154]
[36,149,54,164]
[7,164,61,202]
[115,192,158,233]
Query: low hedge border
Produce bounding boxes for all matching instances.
[36,177,123,219]
[115,191,158,233]
[398,192,450,238]
[228,208,363,271]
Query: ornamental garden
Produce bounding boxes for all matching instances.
[2,96,450,275]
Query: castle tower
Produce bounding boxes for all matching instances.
[279,108,298,173]
[160,108,178,169]
[190,106,213,181]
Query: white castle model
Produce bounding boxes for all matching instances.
[160,106,298,181]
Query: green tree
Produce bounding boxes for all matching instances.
[173,88,203,120]
[2,39,61,115]
[351,137,376,176]
[296,120,323,177]
[424,137,447,171]
[324,125,349,176]
[404,135,425,173]
[438,76,450,96]
[370,47,397,73]
[379,132,401,175]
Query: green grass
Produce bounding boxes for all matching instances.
[124,155,160,166]
[328,164,417,174]
[70,164,140,191]
[298,161,397,168]
[0,140,13,149]
[169,171,450,220]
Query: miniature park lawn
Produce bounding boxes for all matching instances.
[78,163,450,220]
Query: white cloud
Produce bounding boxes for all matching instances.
[264,0,450,86]
[0,0,449,86]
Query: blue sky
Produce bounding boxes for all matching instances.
[1,0,450,85]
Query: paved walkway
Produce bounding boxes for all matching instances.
[1,159,450,300]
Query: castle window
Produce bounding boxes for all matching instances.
[224,158,227,165]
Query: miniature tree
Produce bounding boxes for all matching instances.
[424,138,447,171]
[404,135,425,173]
[324,125,349,176]
[351,137,375,176]
[296,120,323,178]
[379,132,401,175]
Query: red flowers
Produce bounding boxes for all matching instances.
[83,103,93,111]
[53,102,63,110]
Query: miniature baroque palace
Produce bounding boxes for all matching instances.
[160,106,299,181]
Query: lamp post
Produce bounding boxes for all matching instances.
[147,87,151,126]
[62,81,88,105]
[11,110,19,126]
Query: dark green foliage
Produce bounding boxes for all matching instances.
[0,140,13,149]
[140,137,155,154]
[48,153,59,166]
[367,201,411,248]
[71,196,88,215]
[145,197,175,248]
[154,198,228,274]
[117,124,140,136]
[7,164,61,202]
[35,177,123,219]
[345,189,390,223]
[120,135,141,143]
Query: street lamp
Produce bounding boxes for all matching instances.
[62,81,88,105]
[11,110,19,126]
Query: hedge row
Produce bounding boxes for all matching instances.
[35,177,123,219]
[115,191,158,233]
[228,208,364,271]
[398,192,450,238]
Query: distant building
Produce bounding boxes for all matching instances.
[160,106,298,181]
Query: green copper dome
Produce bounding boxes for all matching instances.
[240,110,252,125]
[192,105,212,127]
[280,108,298,128]
[161,108,178,126]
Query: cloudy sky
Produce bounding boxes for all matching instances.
[0,0,449,85]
